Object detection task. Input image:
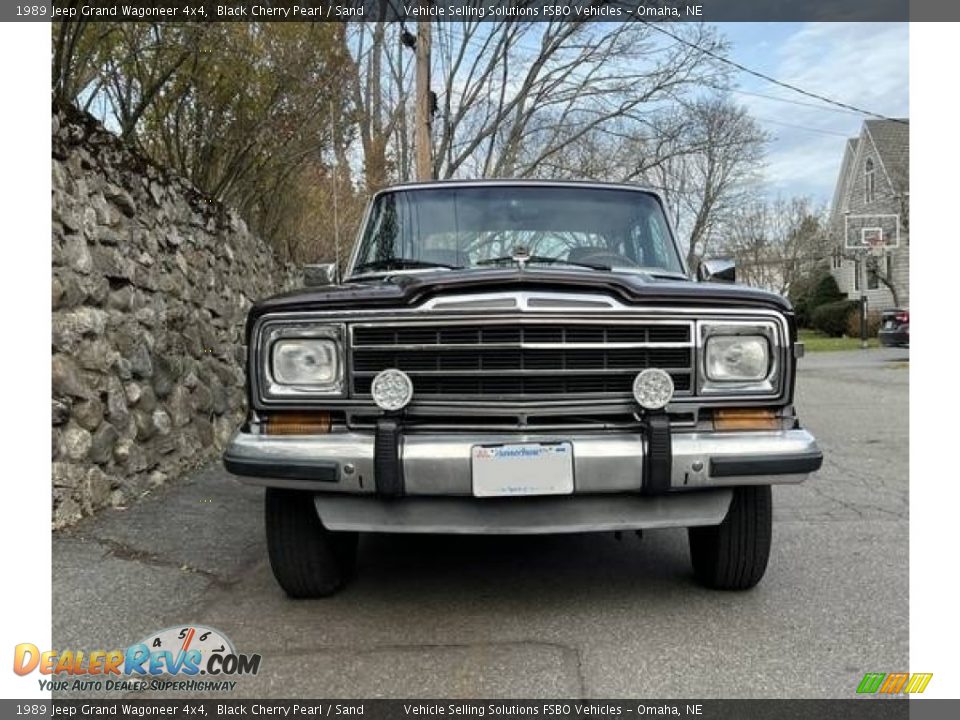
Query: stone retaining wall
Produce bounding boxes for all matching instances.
[51,104,298,527]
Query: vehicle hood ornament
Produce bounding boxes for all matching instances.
[510,245,530,271]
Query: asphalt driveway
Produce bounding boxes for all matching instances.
[50,347,909,699]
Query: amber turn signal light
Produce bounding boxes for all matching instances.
[263,412,332,435]
[713,408,779,431]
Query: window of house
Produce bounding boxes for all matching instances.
[853,259,880,290]
[865,157,876,203]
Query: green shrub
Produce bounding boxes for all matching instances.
[789,270,844,329]
[807,274,845,311]
[792,295,811,329]
[787,272,819,322]
[811,300,859,337]
[846,308,882,339]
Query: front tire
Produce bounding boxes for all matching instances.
[265,488,358,598]
[688,485,772,590]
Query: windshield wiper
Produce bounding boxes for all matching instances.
[353,258,461,274]
[640,270,690,280]
[476,255,611,271]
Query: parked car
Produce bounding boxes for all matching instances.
[223,181,822,597]
[878,308,909,347]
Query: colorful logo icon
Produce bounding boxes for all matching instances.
[857,672,933,695]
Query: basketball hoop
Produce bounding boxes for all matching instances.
[844,214,900,254]
[842,214,899,351]
[864,232,886,258]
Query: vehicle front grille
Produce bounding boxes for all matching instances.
[349,320,694,402]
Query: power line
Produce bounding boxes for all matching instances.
[430,25,880,140]
[638,21,908,125]
[412,22,901,131]
[753,116,853,138]
[711,86,866,117]
[379,21,880,148]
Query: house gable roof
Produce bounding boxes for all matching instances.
[830,138,860,221]
[863,119,909,194]
[829,118,909,228]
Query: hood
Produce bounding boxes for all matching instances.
[250,268,792,322]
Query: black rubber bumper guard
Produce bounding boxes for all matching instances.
[374,416,405,497]
[641,412,673,496]
[370,412,674,499]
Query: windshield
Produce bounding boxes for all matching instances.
[351,185,685,276]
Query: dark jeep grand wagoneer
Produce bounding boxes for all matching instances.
[224,181,822,597]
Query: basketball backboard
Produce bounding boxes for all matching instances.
[844,214,900,252]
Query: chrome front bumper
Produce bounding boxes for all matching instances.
[311,491,736,534]
[224,427,822,495]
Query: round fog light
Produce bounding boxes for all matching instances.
[633,368,674,411]
[371,368,414,411]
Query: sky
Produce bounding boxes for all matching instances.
[717,22,909,205]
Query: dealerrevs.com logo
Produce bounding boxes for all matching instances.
[13,625,261,693]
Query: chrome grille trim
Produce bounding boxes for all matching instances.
[420,291,622,312]
[248,304,792,410]
[351,343,693,350]
[344,409,700,432]
[348,318,695,402]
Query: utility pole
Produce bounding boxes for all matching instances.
[414,9,433,180]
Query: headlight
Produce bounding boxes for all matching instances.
[258,323,345,400]
[698,321,782,396]
[273,339,339,386]
[705,335,770,381]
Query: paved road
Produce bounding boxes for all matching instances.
[52,348,909,699]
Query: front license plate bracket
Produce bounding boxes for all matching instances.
[471,442,575,497]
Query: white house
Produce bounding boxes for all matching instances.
[828,119,909,310]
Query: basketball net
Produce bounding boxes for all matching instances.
[865,237,887,258]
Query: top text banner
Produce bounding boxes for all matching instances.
[11,0,928,23]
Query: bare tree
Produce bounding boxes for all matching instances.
[53,22,350,259]
[629,97,768,269]
[340,20,730,186]
[337,20,414,193]
[868,192,908,307]
[434,22,729,179]
[722,197,830,295]
[862,253,900,307]
[52,18,118,110]
[54,17,770,270]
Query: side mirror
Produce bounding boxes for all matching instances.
[303,263,340,287]
[697,258,736,284]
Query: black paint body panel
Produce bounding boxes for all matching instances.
[249,268,792,324]
[244,269,798,409]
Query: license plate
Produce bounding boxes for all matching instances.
[884,321,895,329]
[471,442,574,497]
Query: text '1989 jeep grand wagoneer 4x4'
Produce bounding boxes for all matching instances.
[223,181,822,597]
